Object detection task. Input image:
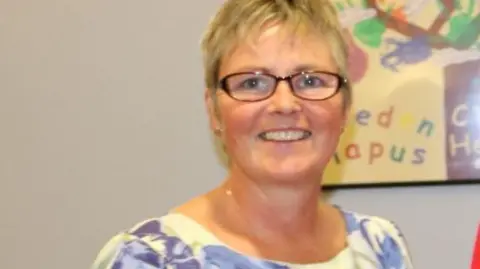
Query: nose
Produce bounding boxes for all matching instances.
[267,80,301,114]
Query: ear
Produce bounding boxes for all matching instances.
[204,88,222,135]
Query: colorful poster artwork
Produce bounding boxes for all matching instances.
[323,0,480,186]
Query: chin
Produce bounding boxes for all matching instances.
[252,154,322,184]
[265,170,316,184]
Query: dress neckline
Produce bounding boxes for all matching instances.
[163,206,357,268]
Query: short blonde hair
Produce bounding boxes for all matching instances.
[200,0,351,108]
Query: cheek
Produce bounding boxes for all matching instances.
[323,111,344,130]
[308,99,345,132]
[309,105,344,164]
[218,101,261,145]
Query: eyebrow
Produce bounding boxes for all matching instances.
[292,64,332,73]
[232,63,334,74]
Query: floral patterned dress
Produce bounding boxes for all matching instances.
[91,209,414,269]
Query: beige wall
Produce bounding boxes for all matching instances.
[1,1,479,268]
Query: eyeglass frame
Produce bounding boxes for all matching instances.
[216,70,348,102]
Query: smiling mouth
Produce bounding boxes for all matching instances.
[258,130,312,142]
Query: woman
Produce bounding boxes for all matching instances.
[91,0,414,268]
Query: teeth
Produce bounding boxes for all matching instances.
[260,130,311,141]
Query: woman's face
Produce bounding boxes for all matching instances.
[206,24,347,184]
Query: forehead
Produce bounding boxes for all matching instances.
[219,24,336,76]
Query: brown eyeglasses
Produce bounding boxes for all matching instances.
[217,71,347,102]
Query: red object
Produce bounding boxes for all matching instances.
[391,7,406,21]
[472,224,480,269]
[344,31,368,84]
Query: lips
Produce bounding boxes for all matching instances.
[258,130,312,142]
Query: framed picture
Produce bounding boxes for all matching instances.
[323,0,480,188]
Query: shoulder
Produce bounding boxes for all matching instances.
[90,215,202,269]
[342,209,406,236]
[341,209,414,269]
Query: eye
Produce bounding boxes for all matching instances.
[240,77,270,90]
[293,72,339,91]
[242,78,263,88]
[296,74,325,89]
[228,74,272,91]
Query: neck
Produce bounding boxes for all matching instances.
[219,171,324,241]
